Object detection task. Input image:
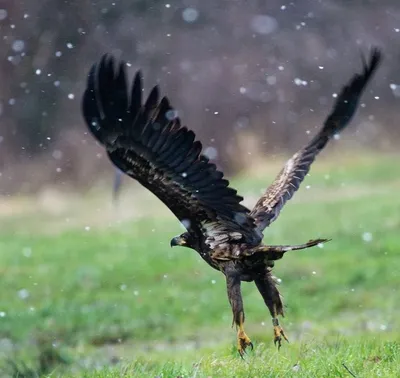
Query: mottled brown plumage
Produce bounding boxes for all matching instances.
[82,48,381,356]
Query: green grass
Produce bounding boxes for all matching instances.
[1,154,400,377]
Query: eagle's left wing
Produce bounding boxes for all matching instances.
[82,55,262,247]
[250,48,382,232]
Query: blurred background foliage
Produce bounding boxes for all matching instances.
[1,0,399,194]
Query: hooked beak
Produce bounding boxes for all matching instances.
[170,236,185,247]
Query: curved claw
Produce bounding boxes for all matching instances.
[274,325,289,350]
[274,336,282,350]
[237,332,253,358]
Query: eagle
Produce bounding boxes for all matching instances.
[82,49,381,356]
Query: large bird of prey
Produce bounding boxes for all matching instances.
[82,49,381,356]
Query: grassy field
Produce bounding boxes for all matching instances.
[1,153,399,377]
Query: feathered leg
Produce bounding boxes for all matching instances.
[254,269,288,349]
[225,269,253,357]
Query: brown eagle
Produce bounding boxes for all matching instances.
[82,49,381,356]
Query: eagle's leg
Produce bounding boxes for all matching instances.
[225,271,253,357]
[254,271,288,349]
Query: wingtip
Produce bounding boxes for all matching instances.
[86,61,97,85]
[370,46,383,61]
[144,85,160,110]
[361,46,383,77]
[100,53,115,70]
[133,70,143,86]
[100,52,113,62]
[134,69,143,77]
[99,53,134,81]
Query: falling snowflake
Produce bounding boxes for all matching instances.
[294,78,307,86]
[203,146,218,160]
[390,83,400,97]
[250,15,278,35]
[182,7,199,23]
[181,219,191,229]
[0,9,7,20]
[18,289,29,300]
[22,247,32,257]
[166,109,178,120]
[362,232,373,242]
[12,40,25,52]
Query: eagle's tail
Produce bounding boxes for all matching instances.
[252,238,330,260]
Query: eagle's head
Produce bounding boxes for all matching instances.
[170,232,196,249]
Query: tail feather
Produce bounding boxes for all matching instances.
[253,238,330,260]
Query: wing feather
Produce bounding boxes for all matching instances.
[250,48,382,231]
[82,54,262,246]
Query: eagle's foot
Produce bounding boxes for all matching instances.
[273,318,288,350]
[237,329,253,358]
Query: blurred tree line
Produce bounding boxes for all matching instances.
[0,0,399,194]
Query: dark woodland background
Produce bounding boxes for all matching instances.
[1,0,399,194]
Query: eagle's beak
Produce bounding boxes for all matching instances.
[170,236,179,247]
[170,236,185,247]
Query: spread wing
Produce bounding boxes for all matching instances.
[82,55,262,246]
[250,48,382,232]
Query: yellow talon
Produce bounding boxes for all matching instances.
[237,329,253,358]
[237,313,253,357]
[273,318,289,350]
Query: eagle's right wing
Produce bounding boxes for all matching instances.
[250,48,382,232]
[82,55,262,247]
